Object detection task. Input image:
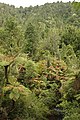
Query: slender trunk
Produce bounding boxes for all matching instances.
[4,65,9,84]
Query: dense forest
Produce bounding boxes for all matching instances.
[0,1,80,120]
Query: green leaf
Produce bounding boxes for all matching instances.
[8,76,16,85]
[3,85,13,92]
[75,94,80,100]
[9,92,14,99]
[9,87,20,101]
[0,61,9,66]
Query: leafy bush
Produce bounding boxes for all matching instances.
[3,88,49,120]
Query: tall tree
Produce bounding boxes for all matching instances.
[24,23,38,57]
[0,18,24,55]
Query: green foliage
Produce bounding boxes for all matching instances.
[2,76,49,120]
[25,60,38,80]
[36,27,60,59]
[60,43,79,69]
[24,23,38,58]
[61,101,80,120]
[9,93,49,120]
[72,1,80,11]
[0,1,80,120]
[0,18,24,55]
[61,25,80,55]
[58,70,80,120]
[40,83,60,108]
[3,76,30,100]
